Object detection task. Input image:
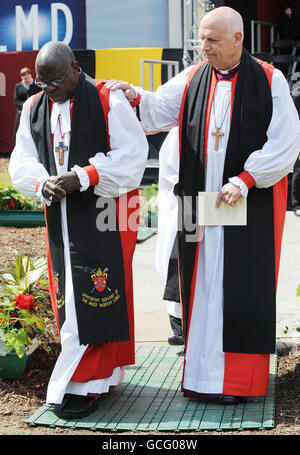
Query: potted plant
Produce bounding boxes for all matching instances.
[0,184,45,227]
[0,252,52,378]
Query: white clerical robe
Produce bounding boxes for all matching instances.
[9,89,148,404]
[138,65,300,395]
[155,127,181,319]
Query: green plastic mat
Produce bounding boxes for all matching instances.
[26,346,276,432]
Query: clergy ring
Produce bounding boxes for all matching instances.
[49,196,53,202]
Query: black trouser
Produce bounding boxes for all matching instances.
[292,156,300,210]
[163,234,180,302]
[169,314,183,338]
[163,234,182,337]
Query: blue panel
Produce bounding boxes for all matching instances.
[86,0,169,48]
[0,0,86,52]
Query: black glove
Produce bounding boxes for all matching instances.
[53,171,81,195]
[42,179,66,203]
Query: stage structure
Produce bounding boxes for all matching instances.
[183,0,215,68]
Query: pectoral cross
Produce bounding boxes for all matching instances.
[55,141,68,166]
[211,127,224,151]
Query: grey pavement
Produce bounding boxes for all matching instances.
[133,211,300,350]
[276,211,300,348]
[133,233,172,343]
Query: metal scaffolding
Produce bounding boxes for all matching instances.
[183,0,215,68]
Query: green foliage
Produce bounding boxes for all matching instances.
[297,285,300,333]
[285,284,300,335]
[0,252,52,358]
[1,252,48,299]
[142,184,158,201]
[0,184,43,211]
[142,184,159,215]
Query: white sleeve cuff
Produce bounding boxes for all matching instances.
[228,176,249,198]
[72,165,90,192]
[36,176,55,206]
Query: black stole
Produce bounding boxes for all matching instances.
[30,72,130,346]
[179,49,277,354]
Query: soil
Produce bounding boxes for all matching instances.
[0,227,299,437]
[0,157,299,437]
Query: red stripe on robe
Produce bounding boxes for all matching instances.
[45,213,60,332]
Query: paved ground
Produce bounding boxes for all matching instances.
[133,211,300,348]
[276,212,300,342]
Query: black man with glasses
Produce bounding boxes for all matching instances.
[9,41,148,419]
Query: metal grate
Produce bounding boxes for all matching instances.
[26,346,276,432]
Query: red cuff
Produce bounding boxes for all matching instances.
[238,170,256,189]
[83,165,99,187]
[130,92,141,108]
[35,181,41,193]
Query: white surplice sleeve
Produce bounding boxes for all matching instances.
[138,67,193,133]
[74,89,148,198]
[8,97,50,200]
[155,127,179,284]
[233,68,300,191]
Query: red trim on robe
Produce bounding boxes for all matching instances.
[130,92,141,108]
[238,170,256,189]
[71,82,137,382]
[95,79,111,150]
[223,353,270,396]
[83,164,99,186]
[273,177,288,286]
[256,60,287,288]
[30,91,43,109]
[44,206,60,336]
[178,64,202,159]
[257,59,274,88]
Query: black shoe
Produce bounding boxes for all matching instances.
[294,209,300,217]
[220,395,246,405]
[168,335,185,346]
[53,394,98,419]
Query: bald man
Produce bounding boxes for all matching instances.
[106,7,300,404]
[9,41,148,418]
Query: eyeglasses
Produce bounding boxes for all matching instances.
[35,65,71,89]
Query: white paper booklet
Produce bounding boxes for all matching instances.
[198,192,247,226]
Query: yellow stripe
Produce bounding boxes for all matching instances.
[95,48,163,90]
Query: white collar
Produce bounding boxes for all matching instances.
[21,78,33,89]
[50,100,71,135]
[215,61,241,75]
